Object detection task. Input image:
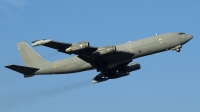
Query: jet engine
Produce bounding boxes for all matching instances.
[92,72,129,84]
[107,72,130,79]
[93,45,116,56]
[66,41,89,53]
[108,63,141,79]
[92,63,141,84]
[118,62,141,73]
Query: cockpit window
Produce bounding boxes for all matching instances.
[178,32,185,35]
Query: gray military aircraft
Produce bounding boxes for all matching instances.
[5,32,192,83]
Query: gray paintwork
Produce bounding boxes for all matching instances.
[5,32,193,83]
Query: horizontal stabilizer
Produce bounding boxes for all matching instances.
[5,65,39,77]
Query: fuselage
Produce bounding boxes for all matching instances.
[35,32,192,75]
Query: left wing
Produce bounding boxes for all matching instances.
[32,39,134,72]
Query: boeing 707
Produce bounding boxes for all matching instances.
[5,32,193,83]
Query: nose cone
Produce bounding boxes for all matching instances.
[180,33,193,45]
[187,34,193,41]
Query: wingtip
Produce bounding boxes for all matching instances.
[4,64,13,68]
[32,39,52,47]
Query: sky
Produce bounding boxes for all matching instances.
[0,0,200,112]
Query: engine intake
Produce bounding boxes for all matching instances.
[66,41,89,53]
[93,45,116,56]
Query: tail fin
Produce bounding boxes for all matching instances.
[17,42,49,67]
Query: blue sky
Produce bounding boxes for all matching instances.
[0,0,200,112]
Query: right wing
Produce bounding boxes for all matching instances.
[32,39,98,55]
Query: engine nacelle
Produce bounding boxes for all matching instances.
[66,41,89,53]
[108,72,129,79]
[93,45,116,56]
[118,62,141,73]
[108,63,141,79]
[92,63,141,84]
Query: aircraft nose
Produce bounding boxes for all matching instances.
[179,33,193,45]
[187,34,193,41]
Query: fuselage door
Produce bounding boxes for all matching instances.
[158,37,163,44]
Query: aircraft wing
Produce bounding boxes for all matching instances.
[32,39,134,71]
[32,39,98,55]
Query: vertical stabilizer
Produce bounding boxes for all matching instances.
[17,42,49,67]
